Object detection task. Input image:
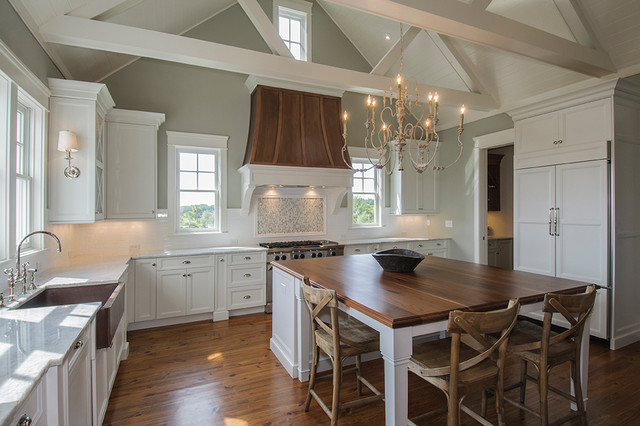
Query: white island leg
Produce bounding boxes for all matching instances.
[380,326,413,425]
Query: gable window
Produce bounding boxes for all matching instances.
[274,0,312,61]
[167,132,228,234]
[350,158,381,227]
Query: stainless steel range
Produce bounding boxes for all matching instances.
[262,240,344,313]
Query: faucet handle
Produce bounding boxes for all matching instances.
[26,268,37,290]
[3,268,13,277]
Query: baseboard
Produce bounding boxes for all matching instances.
[120,341,129,360]
[270,337,297,379]
[229,306,265,317]
[213,310,229,322]
[610,324,640,349]
[127,312,214,330]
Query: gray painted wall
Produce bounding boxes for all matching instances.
[0,0,62,84]
[102,0,370,209]
[429,113,514,261]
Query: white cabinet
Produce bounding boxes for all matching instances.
[94,315,126,425]
[410,240,449,258]
[156,256,214,320]
[48,79,115,223]
[226,251,266,311]
[134,259,157,322]
[390,163,439,214]
[106,109,165,219]
[10,373,47,426]
[344,244,377,255]
[487,239,512,269]
[514,98,611,169]
[514,161,609,338]
[58,324,93,426]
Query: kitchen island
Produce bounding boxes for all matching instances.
[271,254,591,425]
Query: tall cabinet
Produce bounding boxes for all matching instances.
[48,79,114,223]
[511,79,640,348]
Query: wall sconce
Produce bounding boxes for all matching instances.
[57,130,80,178]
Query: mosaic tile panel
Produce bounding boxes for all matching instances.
[257,197,325,235]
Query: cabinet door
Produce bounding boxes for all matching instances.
[156,270,187,319]
[106,122,157,219]
[515,111,559,156]
[186,267,214,315]
[514,166,556,276]
[561,99,612,148]
[134,259,157,322]
[391,165,439,214]
[67,338,92,426]
[555,160,609,286]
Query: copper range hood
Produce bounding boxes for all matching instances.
[238,85,353,215]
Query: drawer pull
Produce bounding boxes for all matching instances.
[74,340,84,350]
[418,244,423,248]
[17,415,32,426]
[244,256,252,260]
[436,243,442,246]
[220,258,225,262]
[243,295,251,299]
[354,249,361,252]
[182,260,191,265]
[244,273,252,278]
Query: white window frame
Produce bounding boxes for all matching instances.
[0,65,45,262]
[274,0,312,61]
[349,147,383,228]
[167,131,228,235]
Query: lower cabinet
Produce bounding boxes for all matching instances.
[134,259,157,322]
[58,323,93,426]
[94,315,127,424]
[156,266,213,319]
[488,238,513,269]
[411,240,449,258]
[344,240,449,258]
[10,372,48,426]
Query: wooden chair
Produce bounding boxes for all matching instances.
[301,277,384,425]
[504,285,596,426]
[409,299,520,426]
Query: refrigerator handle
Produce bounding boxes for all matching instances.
[549,208,554,236]
[554,207,560,236]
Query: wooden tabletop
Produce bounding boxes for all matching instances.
[272,255,589,328]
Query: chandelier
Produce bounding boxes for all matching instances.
[341,25,465,174]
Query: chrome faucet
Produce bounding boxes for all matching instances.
[3,231,62,300]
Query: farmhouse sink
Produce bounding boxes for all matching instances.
[17,282,125,349]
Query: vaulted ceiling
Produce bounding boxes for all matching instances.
[8,0,640,127]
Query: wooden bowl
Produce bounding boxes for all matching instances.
[372,249,425,272]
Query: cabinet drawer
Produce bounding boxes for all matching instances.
[227,285,266,310]
[68,326,91,369]
[229,265,266,287]
[411,240,447,251]
[379,241,410,250]
[158,255,212,270]
[229,252,266,265]
[344,244,372,255]
[11,376,45,426]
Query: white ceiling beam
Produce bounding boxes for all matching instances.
[371,26,420,75]
[67,0,145,20]
[429,32,492,96]
[237,0,294,58]
[39,15,497,109]
[553,0,604,51]
[324,0,616,77]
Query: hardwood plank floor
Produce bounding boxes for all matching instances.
[104,314,640,425]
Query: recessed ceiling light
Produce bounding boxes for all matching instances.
[384,33,391,41]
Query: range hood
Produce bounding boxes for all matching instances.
[238,84,353,215]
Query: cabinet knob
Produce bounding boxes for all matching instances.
[436,243,441,246]
[183,260,191,264]
[244,256,252,260]
[152,263,156,267]
[187,273,192,277]
[418,244,423,248]
[74,340,84,350]
[220,258,225,262]
[152,210,155,214]
[557,139,563,144]
[17,415,32,426]
[243,295,251,299]
[354,249,361,252]
[182,273,187,277]
[244,273,252,278]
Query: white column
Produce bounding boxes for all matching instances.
[379,326,413,425]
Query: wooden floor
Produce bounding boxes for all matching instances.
[104,314,640,425]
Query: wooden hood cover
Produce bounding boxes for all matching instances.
[243,85,351,169]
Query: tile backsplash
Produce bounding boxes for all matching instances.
[256,197,325,236]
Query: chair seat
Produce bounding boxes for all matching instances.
[411,338,499,388]
[316,316,379,357]
[508,320,576,365]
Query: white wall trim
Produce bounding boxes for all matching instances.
[244,75,344,97]
[166,131,229,149]
[0,40,50,107]
[472,128,514,264]
[106,108,165,128]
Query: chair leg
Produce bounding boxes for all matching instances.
[481,390,487,418]
[447,392,459,426]
[539,366,550,426]
[305,346,319,412]
[571,359,588,426]
[331,356,342,426]
[495,384,506,426]
[520,359,528,403]
[356,355,363,396]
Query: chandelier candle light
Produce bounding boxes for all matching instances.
[341,26,465,174]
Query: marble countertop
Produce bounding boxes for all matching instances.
[343,237,451,245]
[0,303,100,425]
[132,246,267,260]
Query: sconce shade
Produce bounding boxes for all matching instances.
[57,130,78,152]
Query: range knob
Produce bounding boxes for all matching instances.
[293,254,299,259]
[317,252,323,258]
[300,254,305,259]
[281,255,287,260]
[311,253,317,258]
[274,255,280,261]
[330,251,337,256]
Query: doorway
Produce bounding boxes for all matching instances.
[472,129,514,264]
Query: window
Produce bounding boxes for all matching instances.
[167,132,228,234]
[351,158,381,227]
[15,103,33,247]
[275,0,312,61]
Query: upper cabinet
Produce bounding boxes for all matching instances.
[106,109,165,219]
[514,98,612,169]
[391,164,439,214]
[48,79,115,224]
